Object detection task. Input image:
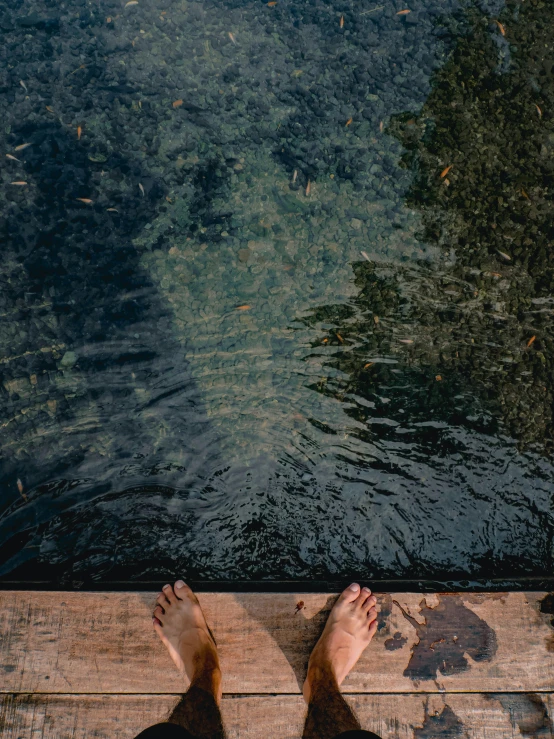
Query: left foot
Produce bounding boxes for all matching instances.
[153,580,222,701]
[303,583,378,703]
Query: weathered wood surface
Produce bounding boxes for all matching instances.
[1,591,553,694]
[1,693,553,739]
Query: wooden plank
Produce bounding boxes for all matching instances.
[1,693,553,739]
[1,591,553,694]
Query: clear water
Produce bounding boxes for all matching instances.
[1,0,553,586]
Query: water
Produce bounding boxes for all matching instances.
[1,0,553,587]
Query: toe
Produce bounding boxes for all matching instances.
[156,593,169,609]
[340,583,361,603]
[363,594,377,610]
[174,579,193,601]
[368,620,378,638]
[153,605,165,624]
[367,606,378,623]
[163,584,178,604]
[357,587,372,607]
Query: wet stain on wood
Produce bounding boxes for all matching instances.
[384,631,408,651]
[394,595,497,681]
[377,593,393,633]
[414,701,467,738]
[491,693,553,738]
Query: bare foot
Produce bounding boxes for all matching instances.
[153,580,222,701]
[303,583,378,703]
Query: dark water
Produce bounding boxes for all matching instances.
[1,0,553,588]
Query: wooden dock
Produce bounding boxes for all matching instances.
[1,590,554,737]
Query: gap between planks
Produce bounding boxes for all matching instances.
[5,691,554,696]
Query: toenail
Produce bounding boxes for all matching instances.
[349,583,359,591]
[163,584,170,590]
[362,587,370,593]
[175,580,185,588]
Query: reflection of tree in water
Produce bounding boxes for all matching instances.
[303,0,554,451]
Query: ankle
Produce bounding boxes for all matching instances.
[191,672,221,703]
[191,658,222,703]
[306,660,338,695]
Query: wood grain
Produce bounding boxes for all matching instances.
[1,591,553,694]
[1,693,553,739]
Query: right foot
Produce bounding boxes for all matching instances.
[303,583,378,703]
[153,580,222,701]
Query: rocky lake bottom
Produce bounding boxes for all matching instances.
[0,0,553,587]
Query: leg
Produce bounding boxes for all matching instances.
[302,584,382,739]
[134,724,196,739]
[133,580,224,739]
